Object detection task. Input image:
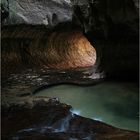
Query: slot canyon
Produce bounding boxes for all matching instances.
[2,26,96,71]
[1,0,139,140]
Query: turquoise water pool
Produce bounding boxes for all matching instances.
[34,81,139,132]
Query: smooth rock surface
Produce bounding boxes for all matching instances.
[46,30,96,69]
[1,0,72,25]
[2,25,96,70]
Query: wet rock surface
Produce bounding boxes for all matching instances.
[1,24,102,104]
[2,67,103,105]
[2,99,139,140]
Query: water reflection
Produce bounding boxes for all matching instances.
[34,82,139,131]
[2,67,102,104]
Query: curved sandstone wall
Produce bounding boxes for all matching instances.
[45,31,96,69]
[2,25,96,71]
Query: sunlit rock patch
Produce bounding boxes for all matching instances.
[46,30,96,69]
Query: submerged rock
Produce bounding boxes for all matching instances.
[2,99,138,140]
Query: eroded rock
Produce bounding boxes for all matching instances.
[46,30,96,69]
[2,99,138,140]
[1,0,139,79]
[2,25,96,70]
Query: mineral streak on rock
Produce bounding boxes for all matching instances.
[2,25,96,71]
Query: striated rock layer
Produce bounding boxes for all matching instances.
[46,30,96,69]
[2,25,96,71]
